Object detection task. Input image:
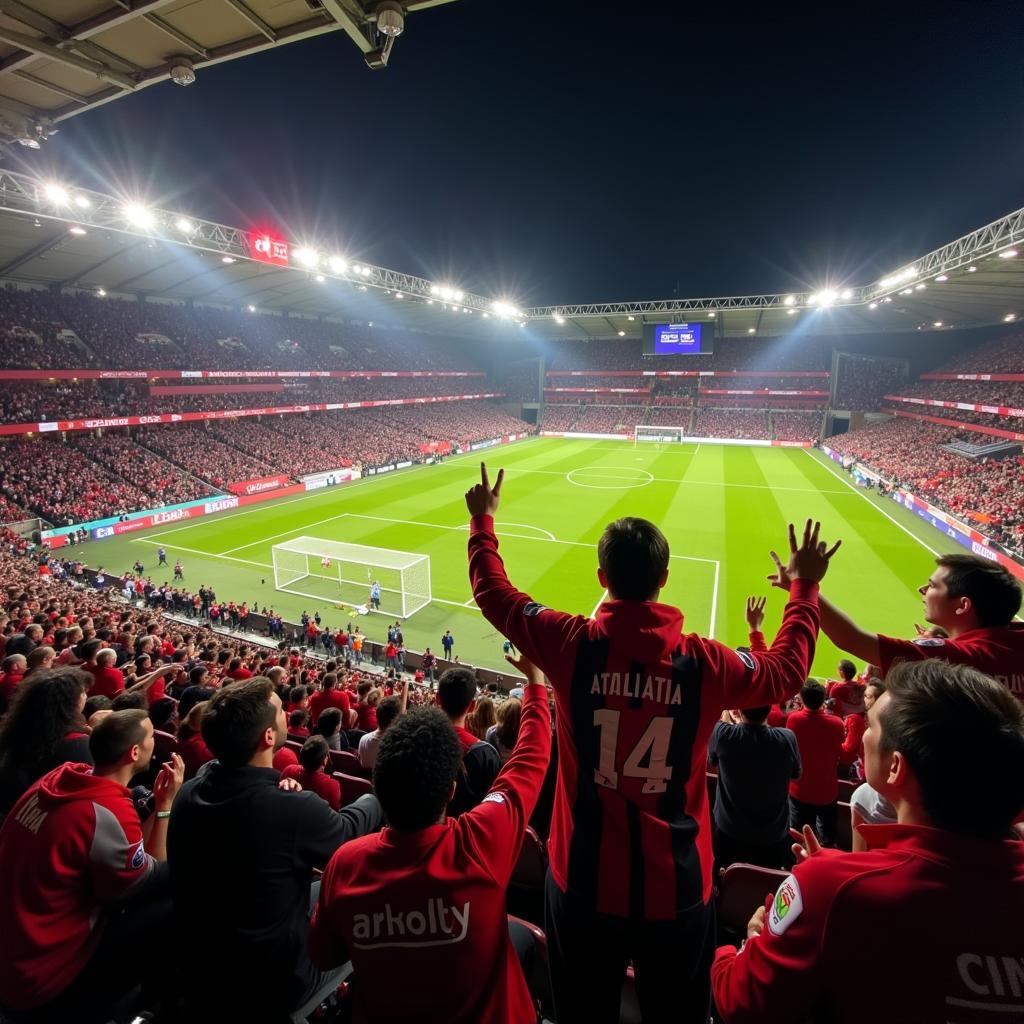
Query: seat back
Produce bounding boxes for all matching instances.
[716,862,790,936]
[153,729,179,761]
[329,749,363,775]
[334,772,373,805]
[510,826,547,892]
[836,800,853,852]
[285,739,303,757]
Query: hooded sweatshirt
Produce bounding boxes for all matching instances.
[0,763,157,1010]
[469,513,820,919]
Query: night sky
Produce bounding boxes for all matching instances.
[16,0,1024,308]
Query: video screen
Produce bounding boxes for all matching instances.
[642,322,713,356]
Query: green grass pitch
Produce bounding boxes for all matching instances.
[90,437,963,676]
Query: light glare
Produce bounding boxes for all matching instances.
[124,203,155,229]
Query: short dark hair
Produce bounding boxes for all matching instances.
[201,677,276,767]
[299,734,330,772]
[189,666,208,687]
[597,518,669,601]
[373,707,463,830]
[111,690,148,712]
[289,709,308,730]
[83,694,112,719]
[878,661,1024,838]
[437,668,477,717]
[838,660,857,681]
[317,707,342,737]
[376,695,402,732]
[801,682,825,711]
[937,554,1022,627]
[89,709,149,769]
[741,705,771,724]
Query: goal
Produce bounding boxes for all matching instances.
[634,425,690,445]
[271,536,431,618]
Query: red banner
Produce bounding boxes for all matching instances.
[885,395,1024,418]
[886,407,1024,442]
[0,392,505,438]
[419,441,453,455]
[150,383,285,396]
[700,388,830,396]
[0,370,485,381]
[227,475,291,496]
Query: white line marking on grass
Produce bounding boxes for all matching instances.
[709,560,720,640]
[590,589,608,618]
[804,449,940,557]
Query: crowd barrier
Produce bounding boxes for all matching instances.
[886,394,1024,419]
[819,445,1024,580]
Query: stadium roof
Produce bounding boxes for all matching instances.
[0,0,456,147]
[1,167,1024,342]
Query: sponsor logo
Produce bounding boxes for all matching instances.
[913,637,946,647]
[396,460,412,469]
[137,415,162,425]
[351,898,470,950]
[481,792,506,805]
[768,876,803,935]
[204,497,239,514]
[114,519,150,535]
[92,526,115,540]
[523,602,547,617]
[152,508,190,525]
[245,479,282,494]
[181,371,203,378]
[38,422,59,432]
[971,541,998,562]
[83,418,130,429]
[130,842,146,870]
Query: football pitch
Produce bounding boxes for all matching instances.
[92,437,963,675]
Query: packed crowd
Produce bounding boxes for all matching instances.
[826,418,1024,555]
[924,330,1024,375]
[832,354,908,411]
[140,427,278,489]
[770,410,825,441]
[693,408,769,439]
[895,378,1024,409]
[0,458,1021,1024]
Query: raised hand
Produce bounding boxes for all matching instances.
[789,823,823,863]
[464,462,504,517]
[153,752,185,813]
[505,649,545,687]
[745,596,766,631]
[768,520,841,589]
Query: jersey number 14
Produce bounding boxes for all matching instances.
[594,709,674,795]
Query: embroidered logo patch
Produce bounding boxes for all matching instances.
[129,841,146,870]
[767,875,803,935]
[736,650,757,670]
[482,792,506,805]
[912,637,946,647]
[523,602,547,617]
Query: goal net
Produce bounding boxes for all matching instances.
[634,425,690,445]
[271,536,431,618]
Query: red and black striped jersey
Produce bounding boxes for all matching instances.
[469,514,820,920]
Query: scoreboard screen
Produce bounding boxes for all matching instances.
[642,322,714,356]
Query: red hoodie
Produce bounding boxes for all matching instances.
[310,682,552,1024]
[0,763,156,1010]
[468,513,820,918]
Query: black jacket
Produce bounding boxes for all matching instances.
[168,760,382,1014]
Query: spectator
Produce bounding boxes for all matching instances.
[309,672,349,727]
[281,736,341,811]
[709,704,802,871]
[309,654,551,1024]
[288,709,310,738]
[466,463,837,1023]
[785,682,846,846]
[0,652,27,713]
[357,689,407,771]
[167,677,383,1021]
[316,706,349,752]
[466,694,496,739]
[0,710,184,1021]
[177,702,214,780]
[826,659,865,718]
[356,685,381,732]
[437,667,501,817]
[0,667,92,814]
[711,660,1024,1023]
[485,697,523,765]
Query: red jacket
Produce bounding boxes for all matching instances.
[179,732,215,780]
[712,824,1024,1023]
[878,623,1024,701]
[468,513,820,917]
[0,764,157,1010]
[280,765,341,811]
[309,688,350,726]
[786,708,845,805]
[309,683,551,1024]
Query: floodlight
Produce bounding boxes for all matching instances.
[124,203,155,229]
[352,264,363,276]
[395,292,403,299]
[901,288,913,295]
[708,311,716,318]
[627,315,635,321]
[247,304,256,312]
[175,217,195,233]
[328,256,347,274]
[294,247,320,268]
[221,256,235,264]
[73,195,90,209]
[933,322,943,327]
[68,226,86,236]
[482,312,489,318]
[439,286,454,300]
[315,274,325,283]
[359,285,367,291]
[1004,313,1016,322]
[787,308,798,315]
[454,290,464,301]
[841,288,853,300]
[429,285,439,296]
[999,248,1018,259]
[44,183,69,205]
[491,300,521,318]
[96,288,107,297]
[427,299,434,305]
[783,294,796,306]
[811,289,838,307]
[360,265,372,276]
[935,274,948,282]
[878,266,917,289]
[617,330,625,336]
[915,283,926,290]
[883,297,892,303]
[869,302,878,310]
[967,266,977,272]
[747,327,756,334]
[554,314,566,324]
[169,57,196,86]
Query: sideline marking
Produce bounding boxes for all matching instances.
[804,449,940,557]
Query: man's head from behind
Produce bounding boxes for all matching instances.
[373,707,463,830]
[89,709,154,776]
[800,682,826,711]
[201,677,285,768]
[437,668,477,720]
[837,660,857,682]
[921,554,1022,632]
[865,661,1024,840]
[597,518,669,602]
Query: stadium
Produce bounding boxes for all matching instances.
[0,3,1021,1024]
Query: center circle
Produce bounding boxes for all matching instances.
[566,467,654,490]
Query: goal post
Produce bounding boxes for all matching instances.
[634,425,689,445]
[271,536,431,618]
